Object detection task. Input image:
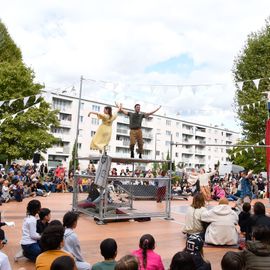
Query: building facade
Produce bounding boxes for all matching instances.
[44,92,239,171]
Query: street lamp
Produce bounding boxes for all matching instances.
[154,132,161,160]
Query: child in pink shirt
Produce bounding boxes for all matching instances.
[131,234,165,270]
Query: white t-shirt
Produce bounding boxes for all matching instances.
[0,251,11,270]
[20,215,41,245]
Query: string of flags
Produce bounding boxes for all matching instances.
[0,93,42,108]
[230,139,265,158]
[0,101,41,125]
[239,99,265,111]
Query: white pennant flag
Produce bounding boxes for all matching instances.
[253,79,260,89]
[262,139,265,144]
[23,96,30,107]
[12,113,17,120]
[239,150,242,155]
[0,119,5,125]
[0,101,4,107]
[35,94,42,103]
[237,81,244,90]
[35,103,41,109]
[24,108,29,114]
[246,104,250,109]
[9,98,16,106]
[177,86,183,95]
[252,103,256,109]
[258,101,261,106]
[244,148,249,153]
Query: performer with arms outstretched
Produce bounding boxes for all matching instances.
[117,103,161,159]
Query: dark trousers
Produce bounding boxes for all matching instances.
[21,242,41,261]
[156,186,166,202]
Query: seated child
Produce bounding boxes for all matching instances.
[37,208,51,234]
[92,238,117,270]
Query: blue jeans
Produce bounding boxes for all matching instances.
[21,242,41,261]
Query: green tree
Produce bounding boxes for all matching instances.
[0,20,59,164]
[232,18,270,171]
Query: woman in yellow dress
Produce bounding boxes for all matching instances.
[88,105,120,152]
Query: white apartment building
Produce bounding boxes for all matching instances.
[44,92,239,171]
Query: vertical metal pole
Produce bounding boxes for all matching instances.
[165,134,173,220]
[72,76,83,210]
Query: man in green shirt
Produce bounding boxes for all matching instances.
[119,104,161,158]
[92,238,117,270]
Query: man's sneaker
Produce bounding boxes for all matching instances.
[130,151,134,158]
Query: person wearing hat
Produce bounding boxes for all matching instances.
[201,198,239,245]
[185,234,211,270]
[0,228,12,270]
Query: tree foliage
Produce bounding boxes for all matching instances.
[0,20,59,163]
[232,18,270,172]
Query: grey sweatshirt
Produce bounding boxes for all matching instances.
[64,228,84,262]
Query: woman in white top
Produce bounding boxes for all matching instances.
[183,193,207,237]
[20,199,42,261]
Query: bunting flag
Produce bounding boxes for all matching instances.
[0,102,41,126]
[0,101,4,107]
[23,96,30,106]
[253,79,260,89]
[9,99,16,106]
[237,81,244,91]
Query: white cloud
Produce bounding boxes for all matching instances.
[1,0,270,131]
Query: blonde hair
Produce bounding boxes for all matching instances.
[115,255,139,270]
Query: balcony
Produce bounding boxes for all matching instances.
[53,133,72,142]
[116,128,129,135]
[182,129,194,135]
[60,120,72,128]
[182,148,193,154]
[195,130,206,137]
[143,133,153,139]
[195,150,205,155]
[54,146,70,154]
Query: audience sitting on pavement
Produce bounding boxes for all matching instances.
[201,198,239,245]
[132,234,165,270]
[20,199,42,261]
[37,208,51,234]
[185,234,211,270]
[36,224,75,270]
[92,238,117,270]
[183,193,207,237]
[63,211,91,270]
[169,251,196,270]
[221,251,245,270]
[238,202,252,241]
[115,255,139,270]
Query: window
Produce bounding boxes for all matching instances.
[156,151,160,156]
[176,122,180,126]
[91,118,99,125]
[176,132,179,137]
[79,129,83,137]
[91,131,96,137]
[77,143,82,149]
[80,102,84,110]
[92,105,100,112]
[80,116,83,122]
[166,130,171,136]
[165,141,170,146]
[166,120,171,126]
[175,152,178,157]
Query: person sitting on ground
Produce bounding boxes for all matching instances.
[169,251,196,270]
[242,225,270,269]
[211,183,226,201]
[37,208,51,234]
[63,211,91,270]
[115,255,139,270]
[131,234,165,270]
[185,234,211,270]
[250,201,270,228]
[36,224,75,270]
[182,193,207,237]
[50,255,76,270]
[221,251,245,270]
[0,228,12,270]
[201,198,239,245]
[238,202,251,240]
[20,199,42,261]
[92,238,117,270]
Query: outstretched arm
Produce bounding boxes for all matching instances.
[145,105,161,117]
[88,111,99,117]
[115,102,129,115]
